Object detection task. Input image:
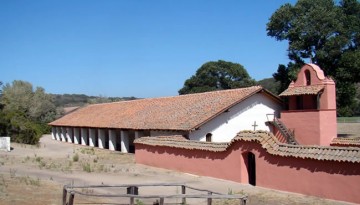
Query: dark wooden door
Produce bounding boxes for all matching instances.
[248,152,256,186]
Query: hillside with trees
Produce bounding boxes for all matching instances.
[257,77,280,95]
[0,80,137,145]
[51,94,137,107]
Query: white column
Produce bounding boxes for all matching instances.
[66,127,73,143]
[120,130,129,153]
[98,129,106,149]
[109,129,117,151]
[56,127,61,141]
[61,127,67,142]
[51,127,56,140]
[89,128,96,147]
[81,128,88,146]
[73,128,80,144]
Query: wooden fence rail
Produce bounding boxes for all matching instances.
[62,183,247,205]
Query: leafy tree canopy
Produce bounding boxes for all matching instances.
[267,0,360,116]
[179,60,256,95]
[0,80,57,144]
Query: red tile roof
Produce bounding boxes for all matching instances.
[135,135,229,152]
[331,137,360,147]
[50,86,274,131]
[135,131,360,163]
[279,85,324,96]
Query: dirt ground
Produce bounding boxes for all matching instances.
[337,123,360,137]
[0,123,358,205]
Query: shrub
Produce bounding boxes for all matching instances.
[6,112,43,145]
[82,163,91,173]
[72,153,79,162]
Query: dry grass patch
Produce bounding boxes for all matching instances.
[0,172,62,205]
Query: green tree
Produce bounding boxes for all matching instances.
[29,87,56,123]
[1,80,56,144]
[0,81,7,136]
[179,60,256,95]
[267,0,360,116]
[272,63,301,94]
[2,81,33,115]
[257,77,280,95]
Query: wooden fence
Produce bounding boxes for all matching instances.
[62,183,248,205]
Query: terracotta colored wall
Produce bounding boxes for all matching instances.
[281,111,321,145]
[293,64,324,86]
[135,142,360,204]
[136,143,245,182]
[281,110,336,146]
[321,82,336,110]
[319,110,337,145]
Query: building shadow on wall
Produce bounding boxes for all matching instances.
[257,143,360,176]
[138,139,360,176]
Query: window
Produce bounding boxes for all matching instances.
[206,133,212,142]
[296,96,304,110]
[305,70,311,86]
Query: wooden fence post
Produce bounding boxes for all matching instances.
[68,192,75,205]
[127,186,138,205]
[62,186,67,205]
[181,185,186,204]
[207,191,212,205]
[159,197,164,205]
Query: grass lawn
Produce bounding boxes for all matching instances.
[337,117,360,123]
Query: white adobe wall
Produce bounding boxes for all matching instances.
[189,93,281,142]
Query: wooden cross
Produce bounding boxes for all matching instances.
[252,121,258,131]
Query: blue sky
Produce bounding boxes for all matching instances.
[0,0,296,98]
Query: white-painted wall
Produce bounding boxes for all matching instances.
[56,127,61,141]
[81,128,88,146]
[66,127,73,143]
[89,128,97,147]
[109,129,117,151]
[121,130,129,153]
[73,128,80,144]
[51,127,56,140]
[61,127,67,142]
[98,129,106,149]
[189,93,281,142]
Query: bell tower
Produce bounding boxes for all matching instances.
[279,64,336,146]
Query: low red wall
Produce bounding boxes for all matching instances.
[135,141,360,204]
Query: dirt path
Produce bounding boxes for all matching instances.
[337,123,360,137]
[0,135,354,205]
